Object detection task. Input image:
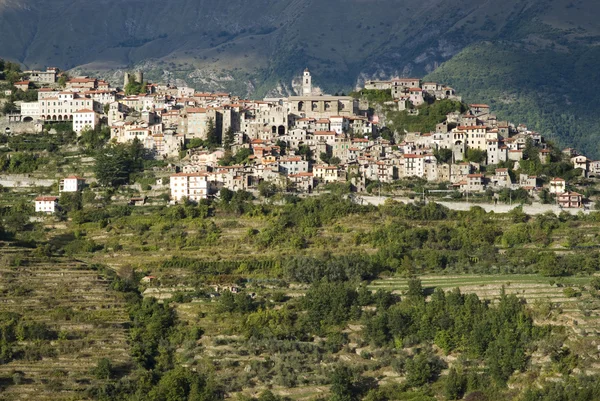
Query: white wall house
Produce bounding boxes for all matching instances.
[73,109,98,134]
[39,92,97,121]
[35,196,58,214]
[170,173,215,202]
[59,176,85,192]
[20,101,41,119]
[279,157,309,175]
[549,177,566,194]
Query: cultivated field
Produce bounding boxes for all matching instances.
[0,243,132,400]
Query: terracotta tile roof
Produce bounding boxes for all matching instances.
[171,172,208,177]
[35,196,58,201]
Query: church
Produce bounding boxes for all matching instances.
[288,69,357,119]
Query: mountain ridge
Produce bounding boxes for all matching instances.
[2,0,600,151]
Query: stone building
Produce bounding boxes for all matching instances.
[288,95,357,119]
[25,67,59,84]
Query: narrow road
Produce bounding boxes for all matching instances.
[355,195,593,216]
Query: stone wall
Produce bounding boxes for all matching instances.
[0,174,55,188]
[0,116,43,134]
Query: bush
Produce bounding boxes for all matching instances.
[563,287,580,298]
[93,358,114,380]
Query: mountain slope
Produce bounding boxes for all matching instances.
[0,0,596,90]
[1,0,600,151]
[425,41,600,157]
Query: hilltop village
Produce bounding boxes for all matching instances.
[5,62,600,401]
[2,66,597,209]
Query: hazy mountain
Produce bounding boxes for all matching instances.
[1,0,600,152]
[0,0,595,91]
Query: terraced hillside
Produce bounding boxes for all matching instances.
[0,242,132,400]
[370,275,600,375]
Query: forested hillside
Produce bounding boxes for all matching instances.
[425,41,600,158]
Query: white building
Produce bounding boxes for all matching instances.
[35,196,58,214]
[73,109,99,134]
[59,176,85,193]
[108,101,128,125]
[302,69,312,96]
[170,173,216,202]
[279,157,309,175]
[20,102,41,120]
[402,154,425,178]
[313,165,339,183]
[330,116,349,135]
[38,92,98,121]
[83,90,116,105]
[178,86,195,98]
[549,177,566,194]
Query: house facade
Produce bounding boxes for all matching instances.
[35,196,58,214]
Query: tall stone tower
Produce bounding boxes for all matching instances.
[134,71,144,84]
[124,70,144,88]
[302,68,312,96]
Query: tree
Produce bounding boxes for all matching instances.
[217,291,236,313]
[298,145,313,161]
[94,140,145,187]
[125,77,144,95]
[405,276,424,306]
[539,189,553,204]
[206,118,219,147]
[434,148,453,164]
[405,352,443,387]
[2,100,17,115]
[80,125,110,153]
[58,75,68,88]
[220,188,234,203]
[466,148,487,164]
[223,127,235,151]
[445,367,466,400]
[95,148,130,187]
[537,252,565,277]
[147,367,214,401]
[219,147,253,166]
[93,358,114,380]
[304,281,359,332]
[276,140,287,155]
[258,181,277,198]
[59,192,82,213]
[330,366,359,401]
[5,70,21,85]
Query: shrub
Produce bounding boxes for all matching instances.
[93,358,114,380]
[563,287,580,298]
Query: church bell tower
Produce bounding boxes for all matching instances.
[302,68,312,96]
